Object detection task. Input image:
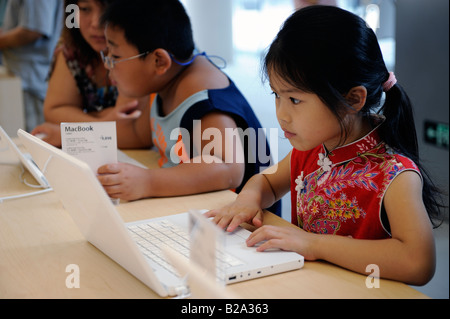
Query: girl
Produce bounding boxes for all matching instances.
[32,0,150,148]
[206,5,444,285]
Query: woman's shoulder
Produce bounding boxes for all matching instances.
[48,45,72,78]
[53,44,78,62]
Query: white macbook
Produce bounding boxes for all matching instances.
[18,129,304,298]
[163,245,239,299]
[0,126,50,188]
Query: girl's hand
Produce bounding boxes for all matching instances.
[97,163,150,201]
[246,225,317,260]
[205,195,264,232]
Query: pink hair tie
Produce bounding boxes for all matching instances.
[383,72,397,92]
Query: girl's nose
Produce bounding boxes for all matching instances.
[276,102,290,124]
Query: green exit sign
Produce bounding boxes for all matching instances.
[424,120,449,150]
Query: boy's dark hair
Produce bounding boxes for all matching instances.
[63,0,115,65]
[264,5,445,227]
[101,0,195,61]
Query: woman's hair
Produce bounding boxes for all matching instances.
[100,0,195,61]
[63,0,114,65]
[264,5,444,226]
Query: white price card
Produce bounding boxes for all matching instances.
[61,121,117,173]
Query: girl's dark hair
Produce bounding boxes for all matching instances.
[101,0,195,61]
[63,0,115,65]
[264,5,444,226]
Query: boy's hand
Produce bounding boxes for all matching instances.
[97,163,150,201]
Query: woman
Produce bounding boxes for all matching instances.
[32,0,150,149]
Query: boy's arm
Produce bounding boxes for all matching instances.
[113,94,152,149]
[97,112,246,198]
[149,112,246,194]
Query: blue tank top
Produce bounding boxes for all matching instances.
[150,79,281,216]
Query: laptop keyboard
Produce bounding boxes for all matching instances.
[127,219,244,277]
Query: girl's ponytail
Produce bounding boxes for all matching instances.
[379,74,444,227]
[378,77,418,160]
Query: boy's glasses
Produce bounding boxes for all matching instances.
[100,50,150,69]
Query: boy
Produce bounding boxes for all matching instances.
[97,0,280,214]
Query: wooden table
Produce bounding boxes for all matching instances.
[0,142,429,299]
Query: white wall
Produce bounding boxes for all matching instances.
[182,0,234,63]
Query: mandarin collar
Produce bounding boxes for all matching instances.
[320,115,385,167]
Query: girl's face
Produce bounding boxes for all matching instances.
[269,71,343,152]
[78,0,107,53]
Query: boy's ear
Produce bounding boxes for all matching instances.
[152,48,172,75]
[345,86,367,112]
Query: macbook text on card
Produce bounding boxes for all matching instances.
[0,126,50,188]
[18,129,304,298]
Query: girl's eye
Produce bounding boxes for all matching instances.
[271,91,280,99]
[290,97,301,105]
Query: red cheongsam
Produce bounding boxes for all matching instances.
[290,122,421,239]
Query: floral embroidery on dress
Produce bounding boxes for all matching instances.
[325,193,363,222]
[308,218,340,234]
[297,164,368,234]
[296,144,401,235]
[356,135,378,153]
